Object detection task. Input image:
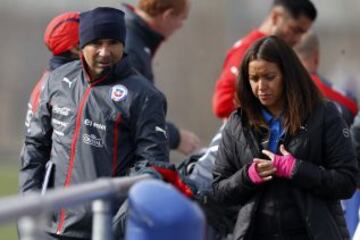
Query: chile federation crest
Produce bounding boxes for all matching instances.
[111,84,128,102]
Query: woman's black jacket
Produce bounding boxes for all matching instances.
[213,101,358,240]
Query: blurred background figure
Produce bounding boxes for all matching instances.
[295,30,360,239]
[43,12,80,70]
[212,0,317,120]
[22,11,80,197]
[294,30,358,126]
[25,11,80,128]
[122,0,201,156]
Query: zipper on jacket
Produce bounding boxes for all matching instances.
[112,113,122,176]
[56,86,92,234]
[56,73,109,234]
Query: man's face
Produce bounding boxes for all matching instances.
[82,39,124,79]
[162,0,190,37]
[272,12,313,47]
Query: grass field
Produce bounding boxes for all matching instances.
[0,162,19,240]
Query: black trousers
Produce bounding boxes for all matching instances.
[46,233,89,240]
[252,232,309,240]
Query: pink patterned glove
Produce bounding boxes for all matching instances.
[272,154,296,179]
[248,162,264,184]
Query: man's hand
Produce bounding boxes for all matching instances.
[177,129,201,155]
[136,161,195,198]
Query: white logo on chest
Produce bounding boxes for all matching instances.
[84,119,107,131]
[82,134,103,148]
[53,105,71,116]
[62,77,74,88]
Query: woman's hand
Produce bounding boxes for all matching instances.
[248,158,276,184]
[253,158,277,181]
[262,144,291,160]
[262,145,296,179]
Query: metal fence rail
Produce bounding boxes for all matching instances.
[0,174,151,240]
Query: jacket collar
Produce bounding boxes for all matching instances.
[48,54,76,71]
[122,3,165,58]
[113,54,134,80]
[80,54,134,85]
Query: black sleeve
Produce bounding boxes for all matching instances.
[291,102,358,199]
[333,101,354,127]
[350,112,360,186]
[127,51,179,149]
[19,74,53,194]
[128,51,146,75]
[132,90,169,163]
[127,50,154,81]
[166,121,180,149]
[212,114,259,205]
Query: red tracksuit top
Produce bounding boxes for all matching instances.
[311,73,358,116]
[212,30,266,119]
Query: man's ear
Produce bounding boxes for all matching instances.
[162,8,175,21]
[270,6,285,26]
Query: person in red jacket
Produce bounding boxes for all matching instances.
[25,12,80,129]
[212,0,317,120]
[294,30,358,125]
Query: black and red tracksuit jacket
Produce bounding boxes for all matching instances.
[19,56,169,238]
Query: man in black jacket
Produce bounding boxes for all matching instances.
[122,0,201,155]
[20,7,168,239]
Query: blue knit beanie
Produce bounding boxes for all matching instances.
[79,7,126,49]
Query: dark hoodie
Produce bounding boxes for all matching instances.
[123,4,181,149]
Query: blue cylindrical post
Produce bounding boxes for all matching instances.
[125,180,205,240]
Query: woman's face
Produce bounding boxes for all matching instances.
[248,59,285,116]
